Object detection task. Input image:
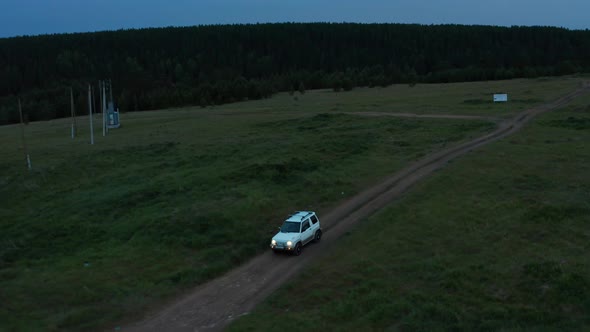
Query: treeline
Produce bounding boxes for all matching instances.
[1,23,589,124]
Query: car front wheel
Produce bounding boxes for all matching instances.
[293,243,302,256]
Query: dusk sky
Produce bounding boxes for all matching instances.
[1,0,589,38]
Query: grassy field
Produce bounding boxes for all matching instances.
[0,76,584,331]
[219,76,582,118]
[229,91,590,330]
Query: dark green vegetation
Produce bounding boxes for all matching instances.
[0,81,511,330]
[230,94,590,331]
[2,23,590,124]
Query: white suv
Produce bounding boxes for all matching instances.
[270,211,322,256]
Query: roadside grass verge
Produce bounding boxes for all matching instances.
[229,92,590,330]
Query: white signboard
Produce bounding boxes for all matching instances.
[493,94,508,102]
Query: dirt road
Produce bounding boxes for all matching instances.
[124,86,587,332]
[344,111,498,121]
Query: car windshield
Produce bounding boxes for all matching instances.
[280,221,300,233]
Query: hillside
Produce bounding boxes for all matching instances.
[1,77,585,330]
[1,23,590,124]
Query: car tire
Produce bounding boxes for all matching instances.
[313,230,322,243]
[293,243,302,256]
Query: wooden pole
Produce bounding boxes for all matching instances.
[18,98,32,170]
[88,85,94,145]
[92,84,96,115]
[109,79,118,127]
[103,81,108,134]
[70,87,77,139]
[109,79,114,105]
[101,81,106,137]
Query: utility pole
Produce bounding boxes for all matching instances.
[88,85,94,145]
[100,80,106,137]
[109,79,119,128]
[103,81,108,134]
[92,84,96,116]
[70,87,77,139]
[18,98,32,171]
[109,79,114,105]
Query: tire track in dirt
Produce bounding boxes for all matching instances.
[124,86,588,332]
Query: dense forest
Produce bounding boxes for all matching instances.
[1,23,589,124]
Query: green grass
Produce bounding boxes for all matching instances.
[207,75,582,119]
[0,76,584,331]
[229,90,590,331]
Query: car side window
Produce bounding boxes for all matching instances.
[302,221,310,232]
[310,215,318,224]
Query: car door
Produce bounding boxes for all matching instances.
[301,220,314,244]
[310,214,319,232]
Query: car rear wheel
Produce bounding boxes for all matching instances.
[313,230,322,243]
[293,243,302,256]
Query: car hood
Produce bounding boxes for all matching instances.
[273,232,299,242]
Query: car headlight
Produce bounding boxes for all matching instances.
[271,239,276,245]
[287,241,292,247]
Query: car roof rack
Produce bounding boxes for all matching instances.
[297,211,312,220]
[287,211,314,221]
